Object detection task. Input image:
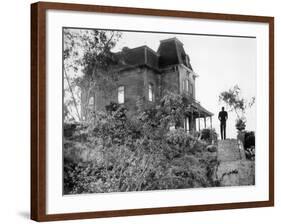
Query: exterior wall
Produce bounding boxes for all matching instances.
[190,71,196,99]
[178,65,198,131]
[144,68,161,103]
[118,67,146,113]
[80,83,116,120]
[80,63,203,132]
[160,67,180,96]
[178,65,196,99]
[159,65,198,131]
[81,66,162,118]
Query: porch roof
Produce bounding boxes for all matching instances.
[183,94,213,117]
[190,101,214,118]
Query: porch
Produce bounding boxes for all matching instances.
[183,99,213,132]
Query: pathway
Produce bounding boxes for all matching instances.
[216,139,255,186]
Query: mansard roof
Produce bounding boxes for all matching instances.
[113,37,193,71]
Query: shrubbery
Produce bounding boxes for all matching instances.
[244,131,255,160]
[64,94,219,194]
[200,128,218,144]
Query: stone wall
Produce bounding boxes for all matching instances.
[215,139,255,186]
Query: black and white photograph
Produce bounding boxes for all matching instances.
[63,28,256,195]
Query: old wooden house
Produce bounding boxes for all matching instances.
[80,37,213,131]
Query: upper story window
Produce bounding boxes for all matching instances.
[148,83,154,102]
[190,83,194,96]
[118,86,125,104]
[183,78,189,93]
[186,79,190,93]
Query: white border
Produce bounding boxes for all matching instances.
[46,10,269,214]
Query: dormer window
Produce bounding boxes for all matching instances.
[148,83,154,102]
[118,86,125,104]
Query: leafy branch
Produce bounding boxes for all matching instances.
[219,85,255,130]
[63,28,122,122]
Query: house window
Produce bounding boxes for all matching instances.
[118,86,125,104]
[185,79,189,92]
[148,83,154,102]
[88,96,95,108]
[169,121,176,131]
[182,79,186,92]
[184,117,190,132]
[190,83,194,96]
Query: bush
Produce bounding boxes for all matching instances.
[235,118,246,131]
[244,131,255,149]
[244,131,255,160]
[64,99,219,194]
[200,128,218,143]
[166,128,195,148]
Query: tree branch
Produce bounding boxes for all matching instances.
[64,69,82,121]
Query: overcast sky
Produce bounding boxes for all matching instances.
[112,31,257,138]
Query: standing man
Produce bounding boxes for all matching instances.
[218,107,228,140]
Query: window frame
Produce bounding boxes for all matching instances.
[148,83,154,102]
[88,95,95,109]
[185,78,189,93]
[117,85,125,104]
[189,81,194,97]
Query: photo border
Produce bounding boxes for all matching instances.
[31,2,274,221]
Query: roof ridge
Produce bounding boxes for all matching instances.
[159,37,183,45]
[114,45,158,56]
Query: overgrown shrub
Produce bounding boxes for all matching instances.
[200,128,218,144]
[235,118,246,131]
[244,131,255,160]
[64,96,219,194]
[244,131,255,149]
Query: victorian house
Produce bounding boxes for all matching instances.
[81,37,213,131]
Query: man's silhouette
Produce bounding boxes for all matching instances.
[218,107,228,140]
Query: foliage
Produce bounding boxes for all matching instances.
[244,131,255,149]
[200,128,218,144]
[235,117,247,131]
[219,85,255,130]
[63,29,122,121]
[63,93,219,194]
[244,131,255,160]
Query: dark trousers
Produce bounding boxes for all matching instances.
[220,122,226,140]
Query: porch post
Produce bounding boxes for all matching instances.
[204,116,206,129]
[198,110,201,131]
[210,116,212,129]
[191,110,194,131]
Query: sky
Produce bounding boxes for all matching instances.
[112,31,257,138]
